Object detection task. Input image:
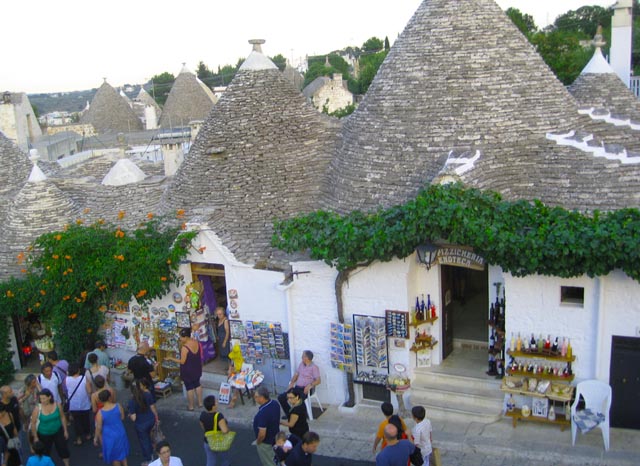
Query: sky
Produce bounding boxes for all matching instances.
[0,0,615,94]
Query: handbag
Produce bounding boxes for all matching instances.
[409,445,424,466]
[205,412,236,452]
[151,423,165,445]
[0,421,21,450]
[63,373,85,413]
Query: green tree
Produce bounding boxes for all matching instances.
[553,5,612,38]
[506,7,537,36]
[362,36,384,53]
[530,29,594,85]
[196,61,214,80]
[384,36,390,51]
[149,72,175,106]
[270,54,287,71]
[357,50,388,93]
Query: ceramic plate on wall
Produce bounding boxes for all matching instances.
[173,292,183,303]
[168,304,175,312]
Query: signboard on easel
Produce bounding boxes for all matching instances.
[218,382,231,404]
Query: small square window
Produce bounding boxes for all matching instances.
[560,286,584,306]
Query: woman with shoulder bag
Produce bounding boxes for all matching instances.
[0,403,21,466]
[30,389,70,466]
[127,379,158,465]
[199,395,230,466]
[65,363,93,445]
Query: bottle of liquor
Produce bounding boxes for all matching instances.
[516,333,522,352]
[426,294,431,314]
[544,334,551,350]
[551,337,559,354]
[510,333,516,353]
[420,294,426,315]
[430,303,436,319]
[530,334,536,351]
[537,334,544,352]
[415,296,422,321]
[489,303,495,324]
[489,330,495,352]
[561,337,568,357]
[566,339,572,359]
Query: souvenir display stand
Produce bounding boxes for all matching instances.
[330,322,354,372]
[501,349,576,430]
[408,296,438,368]
[155,319,180,382]
[353,314,389,401]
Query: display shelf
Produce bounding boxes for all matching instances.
[505,409,570,430]
[410,340,438,352]
[506,369,574,382]
[506,350,575,363]
[500,380,574,403]
[409,316,438,327]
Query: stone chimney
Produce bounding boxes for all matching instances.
[610,0,633,87]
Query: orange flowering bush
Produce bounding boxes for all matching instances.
[0,216,197,363]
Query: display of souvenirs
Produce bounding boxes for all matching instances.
[353,314,389,385]
[228,320,288,364]
[385,311,409,339]
[330,322,354,372]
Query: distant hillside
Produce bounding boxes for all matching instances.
[28,89,98,115]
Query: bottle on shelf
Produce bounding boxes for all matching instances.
[544,334,551,350]
[426,294,431,313]
[560,337,568,357]
[567,339,572,359]
[552,337,559,354]
[489,303,495,324]
[510,332,515,353]
[530,333,536,351]
[420,294,426,319]
[489,330,495,351]
[537,334,544,352]
[415,296,421,321]
[430,302,436,319]
[516,333,522,352]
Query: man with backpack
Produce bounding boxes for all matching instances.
[37,363,64,404]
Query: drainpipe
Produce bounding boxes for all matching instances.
[276,274,296,395]
[593,276,606,381]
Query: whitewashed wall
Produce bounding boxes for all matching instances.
[503,272,632,382]
[595,270,640,381]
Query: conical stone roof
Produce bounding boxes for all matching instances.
[162,45,340,266]
[568,47,640,123]
[158,65,218,128]
[81,80,143,133]
[136,87,162,116]
[0,131,32,198]
[323,0,585,213]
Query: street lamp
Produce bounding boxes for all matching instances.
[416,244,439,270]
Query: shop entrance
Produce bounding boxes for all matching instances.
[440,265,489,360]
[190,263,229,375]
[610,336,640,429]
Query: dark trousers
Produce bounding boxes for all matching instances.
[277,388,310,417]
[39,427,70,459]
[71,409,91,440]
[134,416,155,461]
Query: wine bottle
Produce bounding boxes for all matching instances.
[516,333,522,352]
[420,294,426,313]
[552,337,559,354]
[566,339,572,359]
[489,303,495,324]
[561,337,568,357]
[489,330,495,351]
[426,294,431,313]
[530,333,536,351]
[537,334,544,352]
[544,334,551,350]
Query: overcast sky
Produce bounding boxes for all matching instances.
[1,0,614,94]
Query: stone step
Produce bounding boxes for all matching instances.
[410,370,503,423]
[411,380,504,411]
[414,368,502,392]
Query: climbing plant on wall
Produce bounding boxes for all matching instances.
[272,183,640,281]
[0,211,197,383]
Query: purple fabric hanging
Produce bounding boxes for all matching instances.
[198,275,217,363]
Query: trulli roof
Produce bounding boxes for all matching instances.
[158,65,218,128]
[162,47,340,267]
[80,80,143,133]
[322,0,640,214]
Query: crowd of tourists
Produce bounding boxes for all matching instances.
[1,328,433,466]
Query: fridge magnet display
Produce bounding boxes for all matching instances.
[175,312,190,328]
[385,310,409,339]
[228,289,238,299]
[394,339,406,348]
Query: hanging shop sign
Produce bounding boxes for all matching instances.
[435,245,485,271]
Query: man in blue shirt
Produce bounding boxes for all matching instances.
[285,431,320,466]
[253,386,280,466]
[376,424,415,466]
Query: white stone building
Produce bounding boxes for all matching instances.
[302,73,354,113]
